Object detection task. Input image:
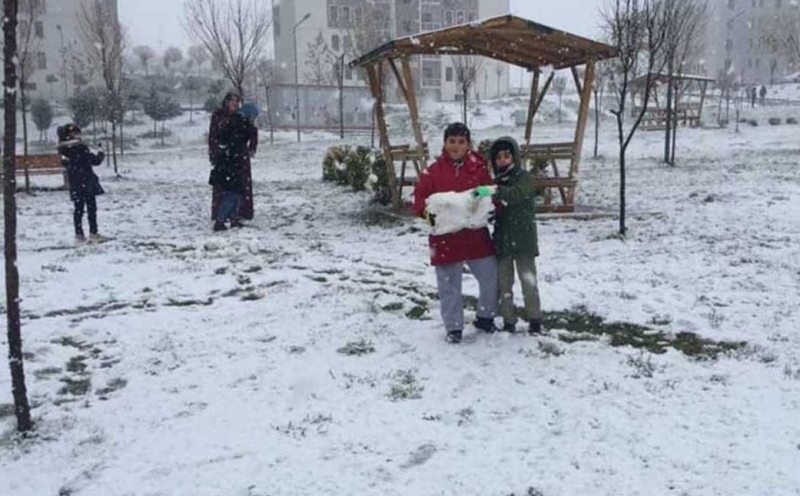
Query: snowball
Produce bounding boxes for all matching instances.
[425,187,495,236]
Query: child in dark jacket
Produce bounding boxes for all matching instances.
[489,136,543,335]
[209,104,259,231]
[57,124,105,242]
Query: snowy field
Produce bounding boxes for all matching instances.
[1,101,800,496]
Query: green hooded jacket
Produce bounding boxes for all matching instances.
[490,136,539,259]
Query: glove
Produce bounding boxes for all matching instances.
[473,185,493,198]
[424,210,436,227]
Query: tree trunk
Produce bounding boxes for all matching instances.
[265,85,274,146]
[161,120,165,146]
[111,120,118,175]
[20,88,30,193]
[558,94,562,124]
[594,89,600,158]
[461,83,468,124]
[4,0,34,433]
[619,145,626,236]
[664,61,674,165]
[189,91,194,124]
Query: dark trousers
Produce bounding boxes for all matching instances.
[73,195,98,236]
[216,191,242,224]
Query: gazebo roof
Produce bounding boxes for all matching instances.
[349,15,618,70]
[631,73,716,86]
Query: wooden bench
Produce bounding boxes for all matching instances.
[392,142,429,197]
[535,176,578,213]
[14,154,67,187]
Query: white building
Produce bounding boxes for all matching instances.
[273,0,512,102]
[705,0,799,86]
[18,0,120,102]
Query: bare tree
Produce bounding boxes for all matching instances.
[763,7,800,72]
[18,0,43,192]
[257,57,278,144]
[188,44,209,75]
[603,0,670,236]
[183,0,271,99]
[593,62,610,158]
[553,75,568,124]
[79,0,125,175]
[452,55,484,124]
[304,31,335,85]
[163,46,184,75]
[662,0,708,165]
[133,45,155,76]
[4,0,34,433]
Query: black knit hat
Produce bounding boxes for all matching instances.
[223,91,241,105]
[57,123,81,142]
[489,140,515,164]
[443,122,471,143]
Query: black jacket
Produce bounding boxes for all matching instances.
[209,113,254,193]
[58,139,105,200]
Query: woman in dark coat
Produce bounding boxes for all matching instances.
[208,91,258,221]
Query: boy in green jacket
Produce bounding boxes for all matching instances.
[488,136,543,335]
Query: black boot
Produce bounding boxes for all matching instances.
[501,322,516,333]
[446,329,463,344]
[474,316,497,333]
[528,319,543,336]
[213,221,228,232]
[230,220,244,228]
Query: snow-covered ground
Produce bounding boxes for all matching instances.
[1,103,800,496]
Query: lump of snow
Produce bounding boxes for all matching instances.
[425,188,495,236]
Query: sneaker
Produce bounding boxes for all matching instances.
[75,234,86,242]
[89,233,104,242]
[213,221,228,232]
[528,319,543,336]
[445,329,463,344]
[501,322,517,333]
[474,316,497,333]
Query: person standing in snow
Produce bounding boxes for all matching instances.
[412,122,498,344]
[208,91,258,223]
[209,104,260,231]
[487,137,543,335]
[759,85,767,106]
[57,123,106,242]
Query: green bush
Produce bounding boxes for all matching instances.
[322,145,391,204]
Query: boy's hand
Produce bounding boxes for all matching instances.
[473,185,493,198]
[424,210,436,227]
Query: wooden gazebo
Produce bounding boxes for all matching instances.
[350,15,617,212]
[632,73,715,130]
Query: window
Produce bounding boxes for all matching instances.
[755,58,760,68]
[354,6,362,22]
[422,12,433,22]
[36,52,46,70]
[342,6,350,22]
[344,36,352,52]
[34,21,44,38]
[728,0,735,8]
[726,38,733,52]
[345,66,353,80]
[456,11,464,24]
[332,34,340,51]
[329,6,338,22]
[445,66,453,82]
[445,10,453,25]
[422,57,441,87]
[274,4,281,36]
[467,12,476,22]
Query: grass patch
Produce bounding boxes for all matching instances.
[96,377,128,397]
[58,376,92,396]
[165,297,214,307]
[405,305,429,320]
[51,336,93,351]
[34,366,63,379]
[337,339,376,356]
[0,404,14,419]
[65,356,89,374]
[388,369,424,401]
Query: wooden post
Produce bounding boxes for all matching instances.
[570,59,595,178]
[570,66,583,95]
[524,68,540,145]
[401,57,427,165]
[697,80,708,123]
[366,62,401,210]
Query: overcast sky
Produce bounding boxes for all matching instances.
[119,0,607,52]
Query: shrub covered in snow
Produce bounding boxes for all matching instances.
[322,145,391,204]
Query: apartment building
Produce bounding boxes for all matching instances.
[18,0,119,102]
[706,0,799,85]
[273,0,512,102]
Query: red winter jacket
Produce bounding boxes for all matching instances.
[413,150,496,266]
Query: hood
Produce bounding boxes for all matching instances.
[489,136,521,174]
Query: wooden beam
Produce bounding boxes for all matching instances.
[697,80,708,122]
[570,59,595,178]
[524,69,540,145]
[400,57,427,166]
[388,58,409,102]
[366,62,401,210]
[570,67,583,95]
[533,71,555,118]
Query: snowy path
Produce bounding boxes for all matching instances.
[2,125,800,495]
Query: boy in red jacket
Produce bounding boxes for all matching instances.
[413,123,498,343]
